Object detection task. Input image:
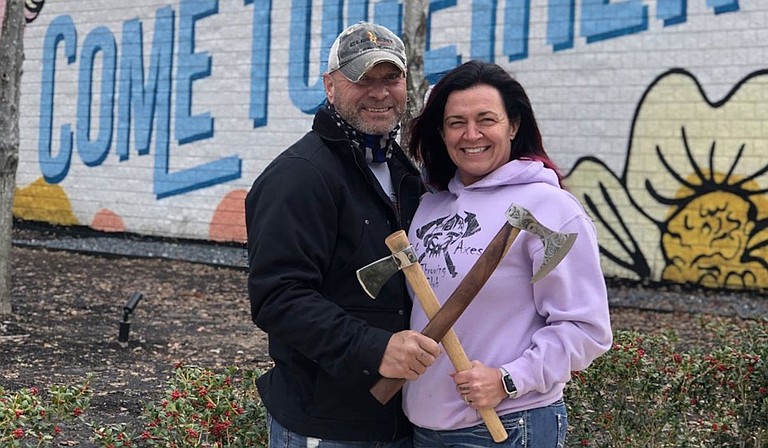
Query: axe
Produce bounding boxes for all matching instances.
[356,204,577,443]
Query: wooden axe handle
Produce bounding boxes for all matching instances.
[371,223,519,403]
[383,230,508,443]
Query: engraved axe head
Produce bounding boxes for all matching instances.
[505,204,577,283]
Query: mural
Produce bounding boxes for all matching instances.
[24,0,45,22]
[12,178,77,225]
[10,0,766,290]
[567,69,768,290]
[0,0,45,33]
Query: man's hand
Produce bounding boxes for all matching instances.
[378,330,441,380]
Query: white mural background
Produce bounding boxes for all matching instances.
[7,0,767,289]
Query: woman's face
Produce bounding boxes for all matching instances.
[441,84,519,185]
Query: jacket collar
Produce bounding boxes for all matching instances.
[312,103,348,142]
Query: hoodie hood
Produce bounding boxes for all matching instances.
[447,159,559,195]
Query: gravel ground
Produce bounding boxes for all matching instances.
[12,224,249,269]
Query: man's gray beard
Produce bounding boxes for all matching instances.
[336,106,404,136]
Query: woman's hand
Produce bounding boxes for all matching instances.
[451,360,507,409]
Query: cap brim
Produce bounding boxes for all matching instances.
[339,51,406,83]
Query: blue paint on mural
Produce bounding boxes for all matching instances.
[116,11,171,161]
[425,0,459,83]
[657,0,687,26]
[39,14,76,185]
[287,0,341,113]
[547,0,574,51]
[581,0,648,44]
[504,0,530,61]
[34,0,740,199]
[77,26,116,167]
[245,0,271,128]
[470,0,497,62]
[37,3,242,199]
[709,0,739,14]
[175,0,216,146]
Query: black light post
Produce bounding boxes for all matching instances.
[118,292,143,347]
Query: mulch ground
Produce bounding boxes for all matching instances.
[1,230,766,446]
[2,244,268,446]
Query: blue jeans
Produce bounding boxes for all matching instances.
[413,400,567,448]
[267,413,414,448]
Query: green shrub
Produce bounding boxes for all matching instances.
[2,320,766,447]
[93,365,268,447]
[0,376,92,447]
[566,321,768,447]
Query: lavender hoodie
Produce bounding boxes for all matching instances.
[402,159,612,430]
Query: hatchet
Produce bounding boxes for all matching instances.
[356,204,576,442]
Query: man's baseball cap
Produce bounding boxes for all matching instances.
[327,22,407,82]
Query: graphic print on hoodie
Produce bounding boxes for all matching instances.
[415,212,481,280]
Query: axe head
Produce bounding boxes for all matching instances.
[505,204,577,283]
[356,256,399,299]
[356,245,418,299]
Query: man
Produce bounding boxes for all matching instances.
[245,22,440,447]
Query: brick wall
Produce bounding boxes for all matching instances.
[11,0,767,289]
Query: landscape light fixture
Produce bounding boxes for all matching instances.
[118,292,143,347]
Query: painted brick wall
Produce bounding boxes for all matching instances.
[8,0,767,289]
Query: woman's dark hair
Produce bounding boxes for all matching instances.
[408,60,560,191]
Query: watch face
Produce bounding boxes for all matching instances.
[503,374,516,396]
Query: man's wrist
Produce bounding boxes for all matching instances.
[499,367,518,399]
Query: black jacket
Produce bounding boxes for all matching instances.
[245,105,424,441]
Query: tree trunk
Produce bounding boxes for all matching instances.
[401,0,429,153]
[0,0,24,315]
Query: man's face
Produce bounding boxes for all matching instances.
[323,62,407,135]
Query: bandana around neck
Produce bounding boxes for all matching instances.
[327,103,399,163]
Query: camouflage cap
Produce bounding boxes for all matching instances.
[327,22,407,82]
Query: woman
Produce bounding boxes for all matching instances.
[402,60,612,447]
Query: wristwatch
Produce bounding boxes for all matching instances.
[499,368,518,399]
